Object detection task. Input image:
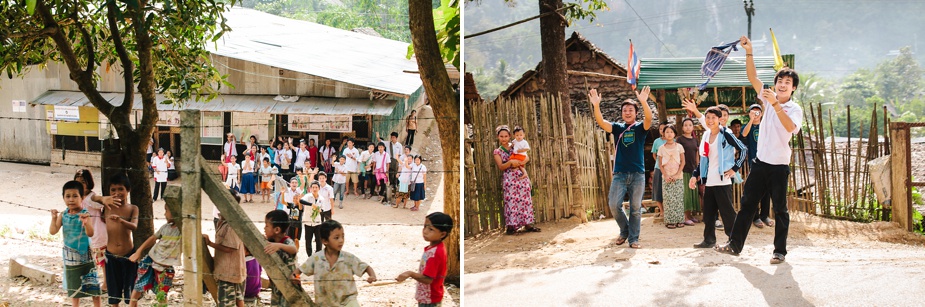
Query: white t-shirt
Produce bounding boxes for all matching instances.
[294,148,310,169]
[411,163,427,184]
[332,162,347,184]
[705,136,731,187]
[320,146,335,162]
[372,152,389,171]
[225,162,240,186]
[318,184,335,207]
[359,151,373,171]
[167,157,176,170]
[398,162,412,183]
[283,187,300,215]
[151,156,169,182]
[241,159,255,174]
[387,141,403,160]
[512,139,530,157]
[224,141,237,157]
[342,147,359,172]
[276,149,292,168]
[82,191,108,249]
[301,192,331,213]
[756,96,803,165]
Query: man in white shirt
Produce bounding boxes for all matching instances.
[342,139,360,197]
[358,144,374,198]
[715,36,804,265]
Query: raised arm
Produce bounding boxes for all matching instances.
[589,89,613,133]
[49,210,62,235]
[741,35,765,93]
[636,86,653,130]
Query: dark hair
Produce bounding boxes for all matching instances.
[390,132,399,138]
[413,155,422,161]
[263,157,270,163]
[74,169,94,191]
[63,180,85,197]
[730,119,743,126]
[512,126,524,133]
[109,173,132,192]
[265,210,291,233]
[717,104,730,115]
[774,68,800,91]
[311,181,320,188]
[317,172,327,178]
[378,142,387,149]
[347,138,354,143]
[681,118,695,126]
[404,145,412,151]
[620,99,638,113]
[229,188,241,203]
[705,106,724,118]
[319,220,343,241]
[662,124,678,135]
[426,212,454,241]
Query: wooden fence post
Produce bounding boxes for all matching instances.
[164,186,217,302]
[180,109,204,306]
[889,123,913,231]
[199,156,314,306]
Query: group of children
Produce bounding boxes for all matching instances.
[55,169,176,307]
[58,168,452,306]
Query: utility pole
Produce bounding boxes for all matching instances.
[744,0,755,39]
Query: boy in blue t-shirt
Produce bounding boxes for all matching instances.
[742,104,774,228]
[51,181,102,306]
[589,86,655,249]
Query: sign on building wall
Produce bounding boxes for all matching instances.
[157,111,181,127]
[201,111,224,144]
[288,115,352,133]
[54,106,80,122]
[11,100,26,113]
[232,113,271,144]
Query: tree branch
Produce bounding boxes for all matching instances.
[6,27,57,39]
[130,1,158,137]
[107,0,135,116]
[36,0,114,116]
[72,11,95,75]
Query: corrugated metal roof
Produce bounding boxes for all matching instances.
[213,8,423,96]
[30,91,396,116]
[637,56,777,89]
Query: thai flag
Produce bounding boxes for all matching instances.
[627,41,640,90]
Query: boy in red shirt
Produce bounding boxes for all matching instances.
[398,212,453,306]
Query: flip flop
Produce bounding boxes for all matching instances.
[684,220,695,226]
[614,236,627,245]
[410,206,419,211]
[525,226,541,232]
[666,224,677,229]
[630,243,641,249]
[676,223,685,228]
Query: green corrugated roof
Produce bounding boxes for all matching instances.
[637,56,780,89]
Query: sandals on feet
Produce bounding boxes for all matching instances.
[630,243,641,249]
[754,220,765,229]
[525,225,541,232]
[676,223,685,228]
[770,253,786,264]
[410,206,420,211]
[714,244,739,256]
[614,236,627,245]
[666,224,677,229]
[684,219,695,226]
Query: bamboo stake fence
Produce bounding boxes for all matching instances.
[465,95,612,237]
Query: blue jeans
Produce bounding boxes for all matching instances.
[608,172,645,244]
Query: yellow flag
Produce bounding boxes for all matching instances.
[770,28,785,71]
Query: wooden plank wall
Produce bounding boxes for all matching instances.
[465,95,613,237]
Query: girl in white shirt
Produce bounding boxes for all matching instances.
[240,154,257,202]
[151,148,170,201]
[409,155,427,211]
[225,155,241,192]
[332,156,347,209]
[371,143,390,203]
[358,144,374,198]
[393,155,413,209]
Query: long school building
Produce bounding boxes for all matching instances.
[0,8,423,166]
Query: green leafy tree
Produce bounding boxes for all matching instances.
[0,0,234,243]
[874,46,923,103]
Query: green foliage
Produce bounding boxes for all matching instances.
[407,0,459,68]
[561,0,609,24]
[0,0,234,108]
[245,0,413,43]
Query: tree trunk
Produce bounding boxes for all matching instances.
[540,0,586,221]
[408,0,461,284]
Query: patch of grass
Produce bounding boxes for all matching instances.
[26,225,59,243]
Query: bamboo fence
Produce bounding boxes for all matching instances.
[465,95,612,237]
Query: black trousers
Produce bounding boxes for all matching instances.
[106,249,138,305]
[701,185,737,245]
[405,129,416,146]
[304,210,332,257]
[153,181,167,200]
[730,160,791,255]
[747,160,772,222]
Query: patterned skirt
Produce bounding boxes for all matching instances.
[662,178,685,224]
[682,172,701,212]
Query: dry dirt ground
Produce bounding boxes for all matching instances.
[465,212,925,306]
[0,106,459,306]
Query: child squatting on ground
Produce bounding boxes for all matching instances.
[291,220,378,307]
[51,180,102,307]
[397,212,453,307]
[127,205,181,307]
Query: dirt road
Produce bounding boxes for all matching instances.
[465,213,925,306]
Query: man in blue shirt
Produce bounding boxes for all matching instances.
[590,86,654,249]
